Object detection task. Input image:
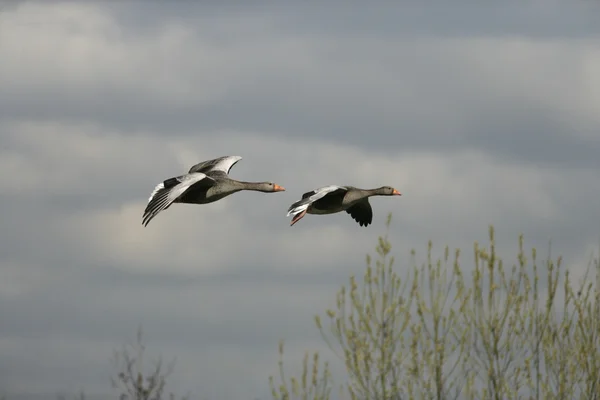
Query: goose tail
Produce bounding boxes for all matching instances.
[286,198,311,217]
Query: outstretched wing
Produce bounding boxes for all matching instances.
[301,190,317,199]
[188,156,242,176]
[286,185,347,217]
[345,200,373,227]
[142,172,215,227]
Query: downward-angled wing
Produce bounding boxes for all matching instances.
[188,156,242,176]
[142,173,215,227]
[345,200,373,227]
[286,185,347,217]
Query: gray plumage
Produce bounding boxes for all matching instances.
[187,155,242,176]
[286,185,401,227]
[143,156,285,227]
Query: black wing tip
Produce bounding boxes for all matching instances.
[141,213,152,227]
[142,206,163,227]
[346,209,372,227]
[142,191,170,227]
[301,190,316,200]
[142,213,152,227]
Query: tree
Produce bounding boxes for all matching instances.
[111,327,189,400]
[272,214,600,400]
[269,340,333,400]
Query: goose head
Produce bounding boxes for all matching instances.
[260,182,286,192]
[377,186,401,196]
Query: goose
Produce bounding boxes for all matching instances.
[142,156,285,227]
[286,185,401,227]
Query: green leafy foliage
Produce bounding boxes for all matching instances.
[275,214,600,400]
[269,340,333,400]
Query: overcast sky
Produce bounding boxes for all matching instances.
[1,1,600,399]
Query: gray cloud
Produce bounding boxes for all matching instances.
[2,7,598,173]
[106,2,600,39]
[1,2,599,400]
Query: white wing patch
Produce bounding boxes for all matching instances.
[188,156,242,175]
[148,182,165,203]
[210,155,242,174]
[286,185,346,217]
[306,185,345,202]
[142,173,214,226]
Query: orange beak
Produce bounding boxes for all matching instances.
[392,189,401,196]
[273,184,285,192]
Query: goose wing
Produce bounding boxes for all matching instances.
[286,185,347,217]
[188,156,242,176]
[345,199,373,227]
[142,172,215,227]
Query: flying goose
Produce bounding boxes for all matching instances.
[142,156,285,227]
[286,185,401,227]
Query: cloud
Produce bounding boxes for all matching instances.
[1,2,599,399]
[2,2,600,175]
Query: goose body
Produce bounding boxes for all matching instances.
[142,156,285,226]
[286,185,401,227]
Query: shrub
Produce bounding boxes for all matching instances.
[272,215,600,400]
[111,328,189,400]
